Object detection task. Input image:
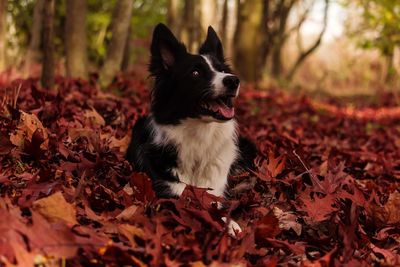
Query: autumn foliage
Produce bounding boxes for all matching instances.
[0,74,399,266]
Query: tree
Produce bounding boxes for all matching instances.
[200,0,218,35]
[41,0,55,88]
[233,0,264,82]
[219,0,229,44]
[180,0,201,53]
[233,0,329,83]
[345,0,400,82]
[167,0,180,34]
[286,0,330,81]
[0,0,6,72]
[99,0,133,87]
[65,0,88,79]
[24,0,44,77]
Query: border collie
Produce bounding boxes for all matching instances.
[126,23,256,199]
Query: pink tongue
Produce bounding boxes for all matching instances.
[219,106,234,118]
[210,103,234,118]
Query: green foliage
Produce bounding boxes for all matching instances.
[86,0,167,65]
[345,0,400,55]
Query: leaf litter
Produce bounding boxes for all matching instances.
[0,74,399,266]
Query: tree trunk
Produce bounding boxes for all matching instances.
[219,0,229,44]
[270,0,296,79]
[167,0,179,34]
[24,0,44,77]
[41,0,55,89]
[258,0,271,77]
[385,48,396,83]
[0,0,6,72]
[180,0,199,53]
[121,23,131,72]
[233,0,263,82]
[200,0,218,34]
[99,0,133,87]
[65,0,88,79]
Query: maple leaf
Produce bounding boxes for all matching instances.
[299,191,338,223]
[255,151,286,181]
[266,151,286,178]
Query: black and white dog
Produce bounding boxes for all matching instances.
[126,23,256,199]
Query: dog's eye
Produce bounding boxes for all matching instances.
[192,70,200,77]
[221,70,226,73]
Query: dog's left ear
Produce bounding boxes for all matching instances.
[199,26,224,62]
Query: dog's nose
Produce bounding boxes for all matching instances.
[223,75,240,91]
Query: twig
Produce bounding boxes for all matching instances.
[13,83,22,108]
[292,149,325,192]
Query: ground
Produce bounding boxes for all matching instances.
[0,73,399,266]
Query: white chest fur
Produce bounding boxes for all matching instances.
[152,118,238,197]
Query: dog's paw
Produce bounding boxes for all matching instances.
[221,217,242,237]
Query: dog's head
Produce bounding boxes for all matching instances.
[149,23,240,124]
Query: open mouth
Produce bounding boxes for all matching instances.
[199,96,235,121]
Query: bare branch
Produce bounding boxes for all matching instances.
[286,0,330,81]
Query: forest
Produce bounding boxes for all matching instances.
[0,0,399,266]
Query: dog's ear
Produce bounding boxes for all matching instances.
[150,23,186,73]
[199,26,224,62]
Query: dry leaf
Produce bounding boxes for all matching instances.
[10,111,48,150]
[32,192,77,225]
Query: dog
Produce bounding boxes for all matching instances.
[126,23,256,200]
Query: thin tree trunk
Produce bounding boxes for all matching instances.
[385,49,396,83]
[121,23,131,72]
[24,0,44,77]
[0,0,6,72]
[99,0,133,87]
[233,0,263,82]
[65,0,88,79]
[219,0,228,44]
[167,0,179,34]
[200,0,218,35]
[258,0,270,75]
[41,0,55,89]
[180,0,198,52]
[270,0,296,79]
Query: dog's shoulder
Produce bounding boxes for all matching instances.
[125,115,152,170]
[231,136,257,174]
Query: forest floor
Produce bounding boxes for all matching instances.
[0,73,399,266]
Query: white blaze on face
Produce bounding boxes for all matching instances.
[201,55,235,97]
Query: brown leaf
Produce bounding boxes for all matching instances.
[32,192,77,225]
[84,108,105,126]
[107,134,131,152]
[369,191,400,225]
[116,204,139,221]
[273,207,302,236]
[10,111,48,150]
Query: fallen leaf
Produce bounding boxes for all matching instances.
[273,207,302,236]
[10,111,48,150]
[32,192,77,225]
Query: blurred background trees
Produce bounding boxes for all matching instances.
[0,0,398,94]
[344,0,400,83]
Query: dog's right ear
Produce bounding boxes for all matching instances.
[150,23,186,73]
